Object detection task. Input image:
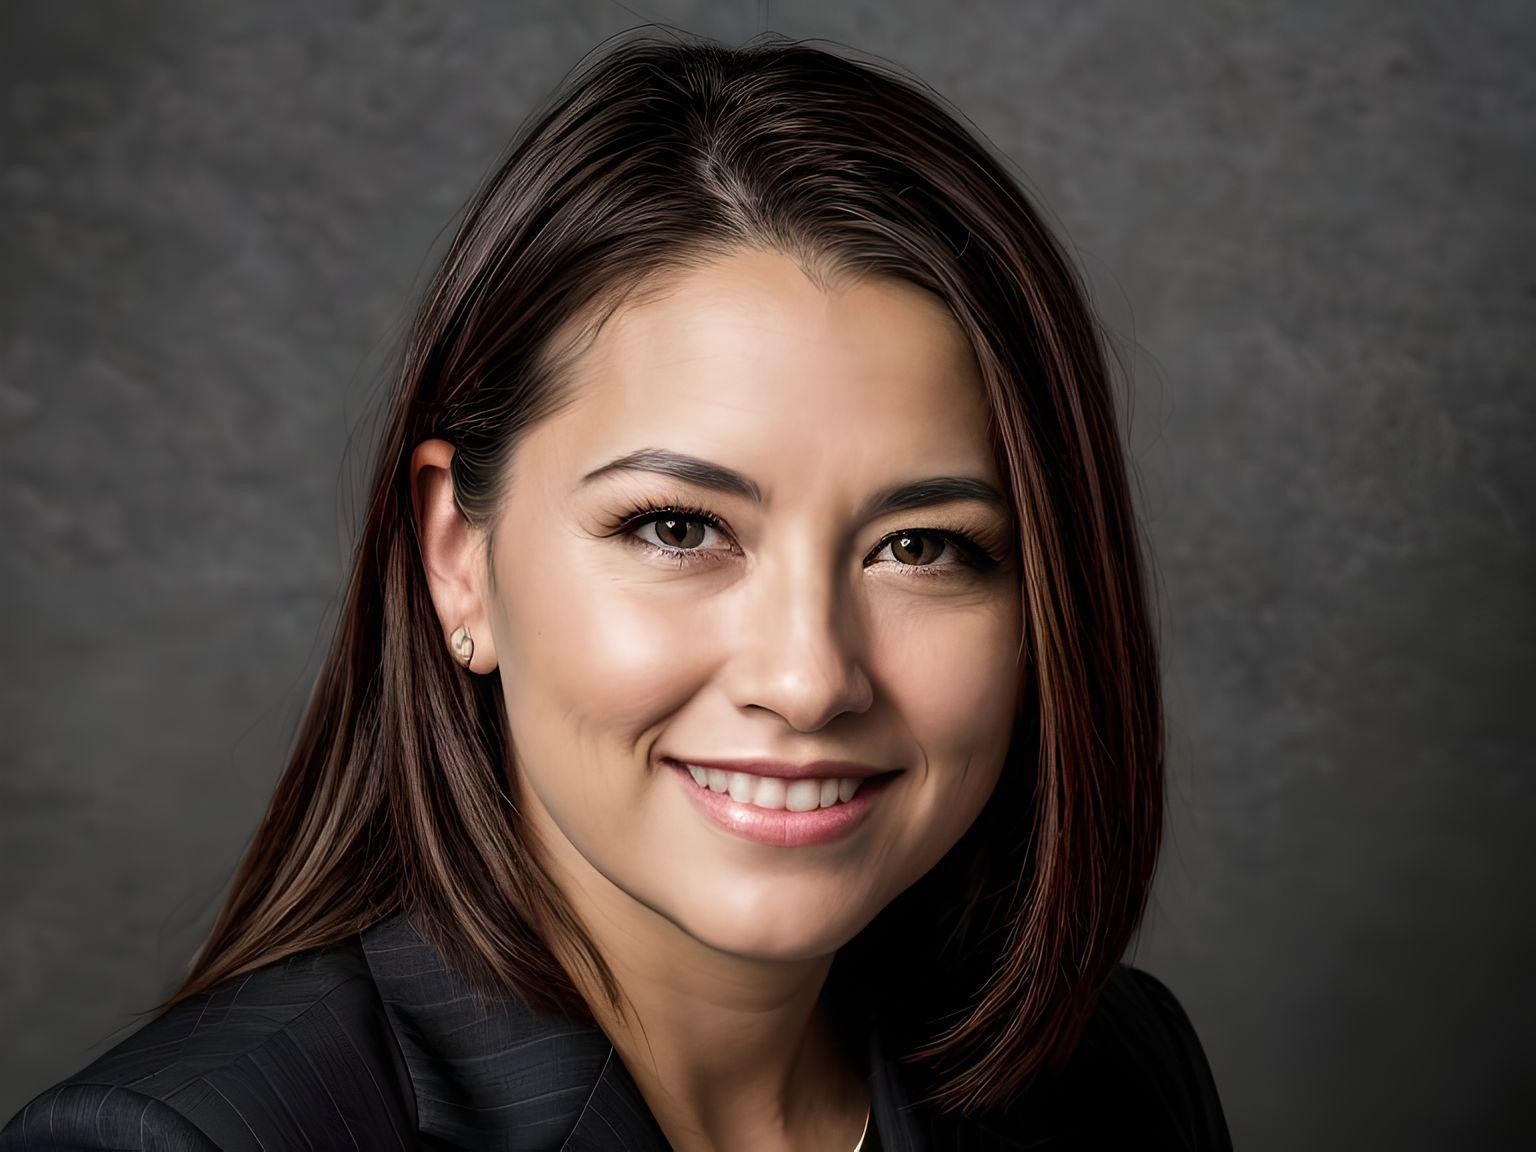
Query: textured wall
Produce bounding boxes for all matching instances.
[3,2,1532,1147]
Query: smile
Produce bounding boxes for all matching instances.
[665,758,898,848]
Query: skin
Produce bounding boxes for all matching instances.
[413,247,1024,1151]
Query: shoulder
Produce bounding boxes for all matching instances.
[0,934,416,1151]
[983,963,1233,1151]
[1088,964,1231,1121]
[1064,964,1231,1150]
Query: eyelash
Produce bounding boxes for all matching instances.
[604,500,1005,576]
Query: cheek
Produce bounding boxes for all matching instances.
[493,536,715,759]
[870,590,1023,797]
[875,592,1020,734]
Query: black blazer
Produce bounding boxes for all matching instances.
[1,911,1231,1150]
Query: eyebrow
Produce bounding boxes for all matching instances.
[579,447,1009,520]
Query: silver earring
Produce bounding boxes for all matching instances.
[450,625,474,667]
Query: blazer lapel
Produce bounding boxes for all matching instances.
[558,1047,672,1151]
[360,911,654,1150]
[863,1008,929,1152]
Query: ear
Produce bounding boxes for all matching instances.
[411,439,498,674]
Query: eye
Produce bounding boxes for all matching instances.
[610,503,736,565]
[633,510,725,553]
[868,529,990,575]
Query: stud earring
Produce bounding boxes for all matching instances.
[450,625,474,667]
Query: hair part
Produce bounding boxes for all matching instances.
[156,30,1163,1117]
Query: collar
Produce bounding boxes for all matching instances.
[358,910,965,1151]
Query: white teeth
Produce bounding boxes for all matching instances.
[681,764,868,811]
[785,780,821,811]
[726,771,752,802]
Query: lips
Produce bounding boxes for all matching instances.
[667,758,897,848]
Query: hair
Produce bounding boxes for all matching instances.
[154,30,1163,1116]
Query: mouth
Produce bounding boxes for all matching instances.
[664,757,901,848]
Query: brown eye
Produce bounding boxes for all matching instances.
[611,503,733,563]
[888,531,946,566]
[648,515,708,550]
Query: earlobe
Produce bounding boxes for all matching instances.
[410,439,499,674]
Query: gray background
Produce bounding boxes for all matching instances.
[3,1,1532,1147]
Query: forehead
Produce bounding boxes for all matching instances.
[539,248,996,491]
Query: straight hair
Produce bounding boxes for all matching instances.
[155,31,1163,1117]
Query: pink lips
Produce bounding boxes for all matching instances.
[667,758,895,847]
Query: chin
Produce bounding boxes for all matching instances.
[665,884,872,962]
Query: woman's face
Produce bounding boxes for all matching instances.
[481,247,1023,962]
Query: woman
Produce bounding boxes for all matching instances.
[2,32,1230,1152]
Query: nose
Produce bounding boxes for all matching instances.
[722,546,875,732]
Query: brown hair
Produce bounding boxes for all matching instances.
[158,30,1163,1116]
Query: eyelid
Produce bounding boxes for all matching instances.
[611,503,740,562]
[870,528,995,568]
[612,503,732,539]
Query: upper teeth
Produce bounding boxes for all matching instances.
[682,764,865,811]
